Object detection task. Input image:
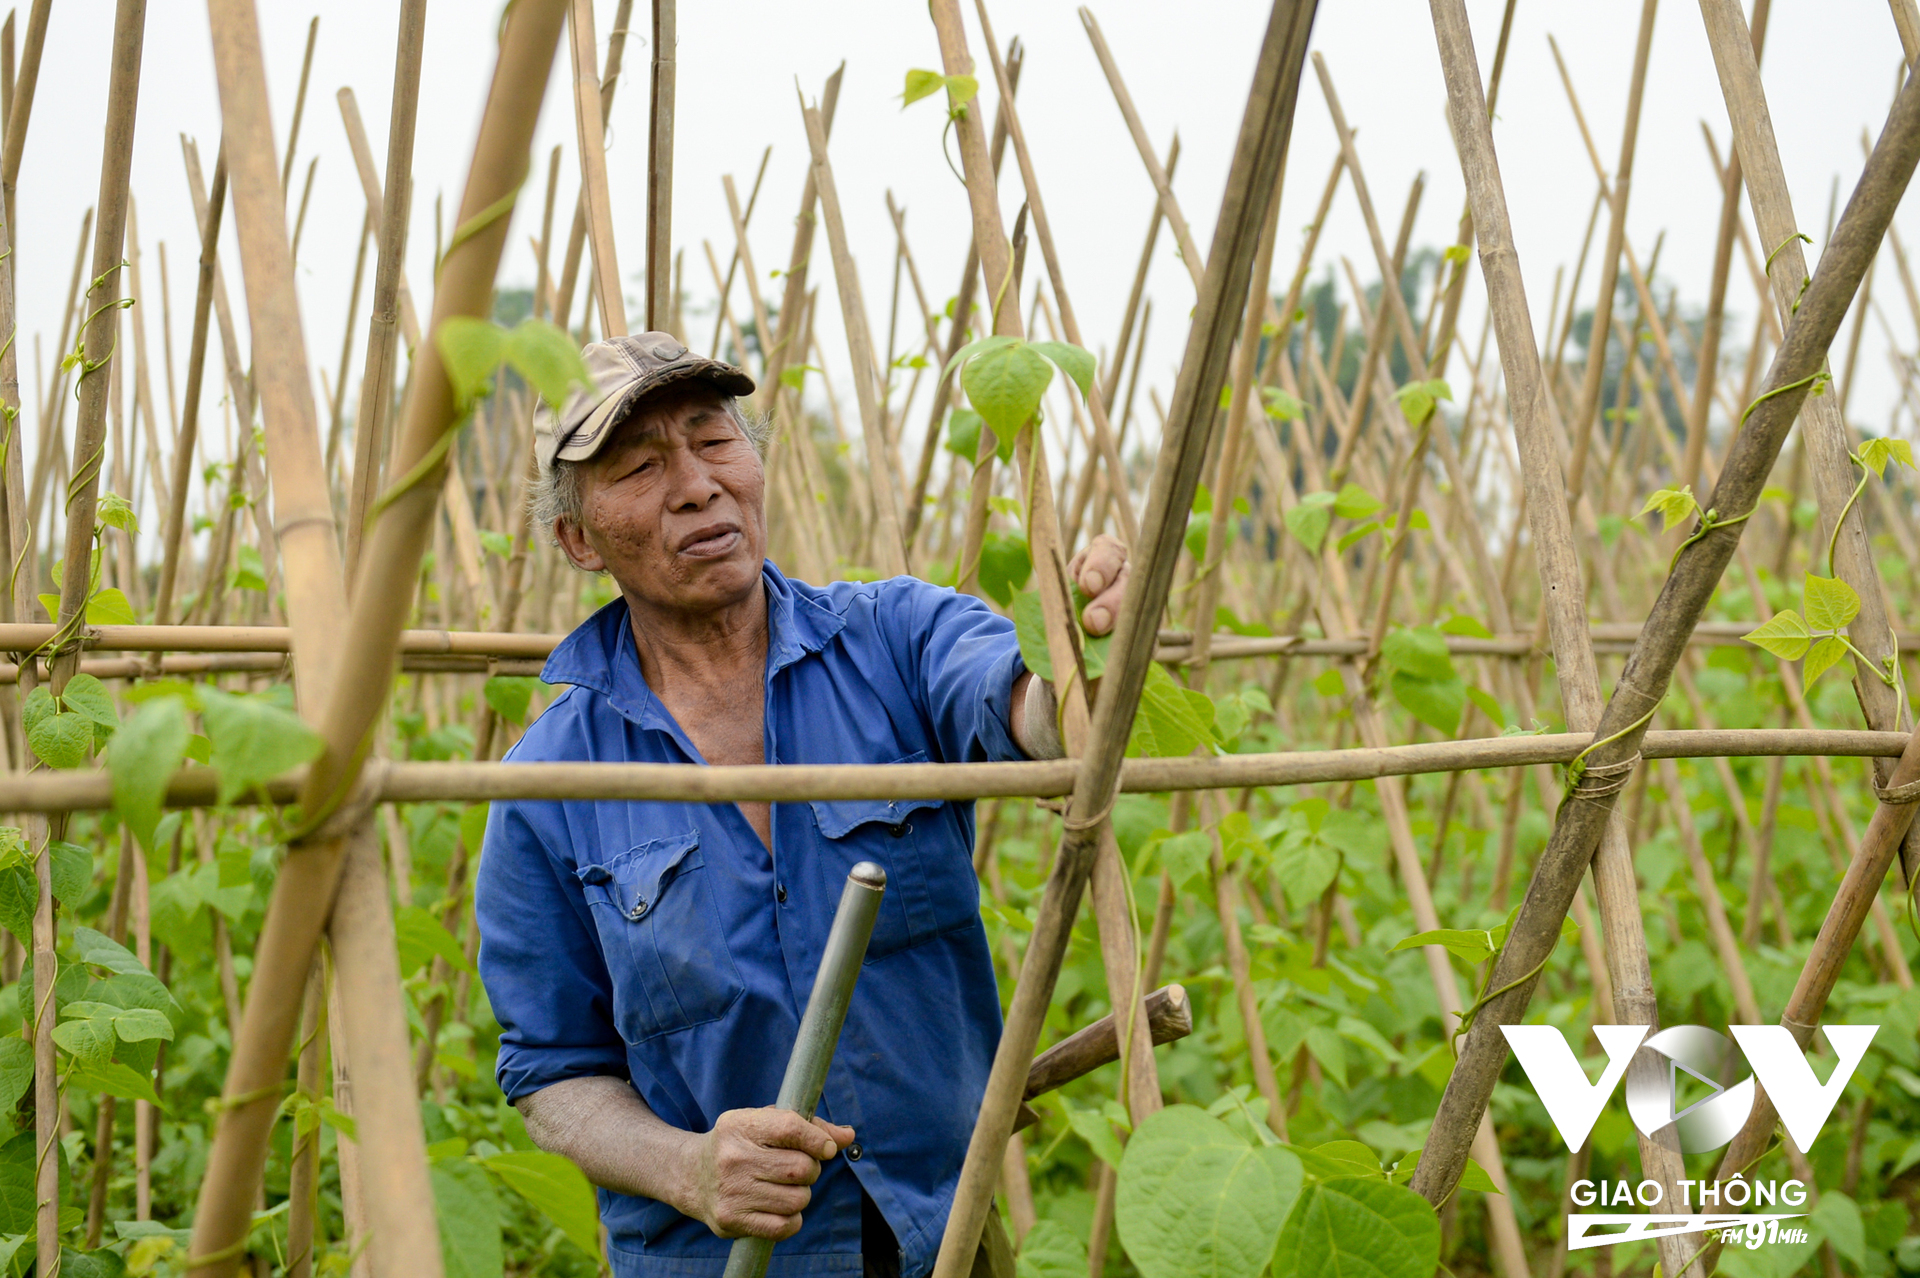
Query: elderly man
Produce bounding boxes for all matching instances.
[475,333,1129,1278]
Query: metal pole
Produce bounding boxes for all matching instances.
[722,862,887,1278]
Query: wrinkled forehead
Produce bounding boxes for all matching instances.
[598,386,743,456]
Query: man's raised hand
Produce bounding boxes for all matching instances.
[1068,534,1130,635]
[684,1108,855,1240]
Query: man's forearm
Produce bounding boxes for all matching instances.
[1012,672,1064,760]
[517,1076,699,1208]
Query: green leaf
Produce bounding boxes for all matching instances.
[1152,831,1214,893]
[29,710,92,769]
[961,341,1053,442]
[1333,484,1384,520]
[95,491,138,533]
[1115,1105,1303,1278]
[53,1014,117,1066]
[67,1057,161,1108]
[0,1040,29,1115]
[1013,1219,1087,1278]
[48,841,91,907]
[459,803,490,856]
[1284,494,1335,553]
[1304,1026,1349,1089]
[110,698,190,853]
[62,674,118,738]
[1465,685,1506,728]
[1126,663,1215,759]
[61,1246,128,1278]
[198,687,323,804]
[1261,387,1304,422]
[779,363,816,392]
[1380,626,1454,680]
[1444,243,1471,264]
[1312,668,1346,698]
[1802,634,1851,685]
[228,543,267,593]
[1392,672,1464,735]
[1392,378,1451,428]
[478,530,512,560]
[1215,811,1266,868]
[481,1151,603,1263]
[1637,484,1699,531]
[1335,521,1380,553]
[1859,436,1916,477]
[395,905,473,977]
[945,407,983,460]
[1011,590,1052,683]
[1743,609,1812,661]
[503,319,594,409]
[1067,1104,1126,1169]
[1027,341,1095,399]
[1271,832,1339,910]
[977,531,1031,608]
[1271,1178,1440,1278]
[482,676,542,727]
[1803,573,1860,631]
[85,588,136,625]
[940,74,978,108]
[435,316,508,407]
[1439,613,1493,639]
[1308,1140,1380,1176]
[1393,927,1497,965]
[1810,1191,1866,1266]
[431,1159,504,1278]
[902,68,947,106]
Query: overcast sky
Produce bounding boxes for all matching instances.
[8,1,1917,525]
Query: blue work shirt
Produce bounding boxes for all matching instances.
[476,562,1026,1277]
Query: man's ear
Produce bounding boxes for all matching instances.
[553,516,606,573]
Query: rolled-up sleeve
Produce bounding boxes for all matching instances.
[477,799,629,1100]
[898,581,1028,764]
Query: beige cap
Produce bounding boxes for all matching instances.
[533,332,756,473]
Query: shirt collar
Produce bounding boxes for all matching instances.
[539,561,847,729]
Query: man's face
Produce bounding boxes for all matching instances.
[554,385,767,619]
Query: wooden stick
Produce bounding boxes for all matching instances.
[340,0,426,581]
[645,0,674,328]
[931,4,1315,1271]
[0,727,1895,812]
[1411,46,1920,1213]
[568,0,626,338]
[799,96,907,576]
[0,0,49,230]
[152,144,225,628]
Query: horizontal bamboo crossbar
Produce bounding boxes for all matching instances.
[0,620,1898,675]
[0,728,1899,812]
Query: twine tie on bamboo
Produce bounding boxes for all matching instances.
[1873,776,1920,804]
[1565,755,1639,802]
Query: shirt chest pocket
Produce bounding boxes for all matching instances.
[575,832,745,1042]
[808,759,979,959]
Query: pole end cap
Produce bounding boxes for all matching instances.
[849,861,887,890]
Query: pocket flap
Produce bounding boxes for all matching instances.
[575,830,701,921]
[808,795,946,839]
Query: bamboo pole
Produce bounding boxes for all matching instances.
[646,0,674,329]
[1410,49,1920,1213]
[568,0,627,339]
[932,3,1316,1270]
[343,0,426,584]
[152,145,225,628]
[799,97,908,576]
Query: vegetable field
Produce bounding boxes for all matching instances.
[0,1,1912,1277]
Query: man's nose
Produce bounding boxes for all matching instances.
[663,449,724,510]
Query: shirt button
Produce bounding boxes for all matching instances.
[776,883,788,904]
[847,1144,863,1161]
[889,823,908,839]
[629,899,649,919]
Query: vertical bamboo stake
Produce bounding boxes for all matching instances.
[798,100,907,577]
[568,0,627,339]
[646,0,674,329]
[931,3,1316,1270]
[343,0,426,584]
[0,0,49,232]
[930,0,1161,1125]
[153,145,224,628]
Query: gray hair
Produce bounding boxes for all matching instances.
[530,397,772,549]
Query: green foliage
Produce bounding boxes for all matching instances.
[1115,1106,1303,1278]
[109,698,190,852]
[977,532,1032,607]
[1284,492,1335,553]
[946,337,1094,444]
[1391,378,1450,428]
[1270,1178,1441,1278]
[1638,484,1699,531]
[480,1151,603,1263]
[431,1159,504,1278]
[197,687,324,804]
[900,69,978,111]
[482,676,544,727]
[435,316,592,411]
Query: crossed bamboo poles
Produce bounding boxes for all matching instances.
[0,0,1906,1274]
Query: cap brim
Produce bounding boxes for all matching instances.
[553,362,758,463]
